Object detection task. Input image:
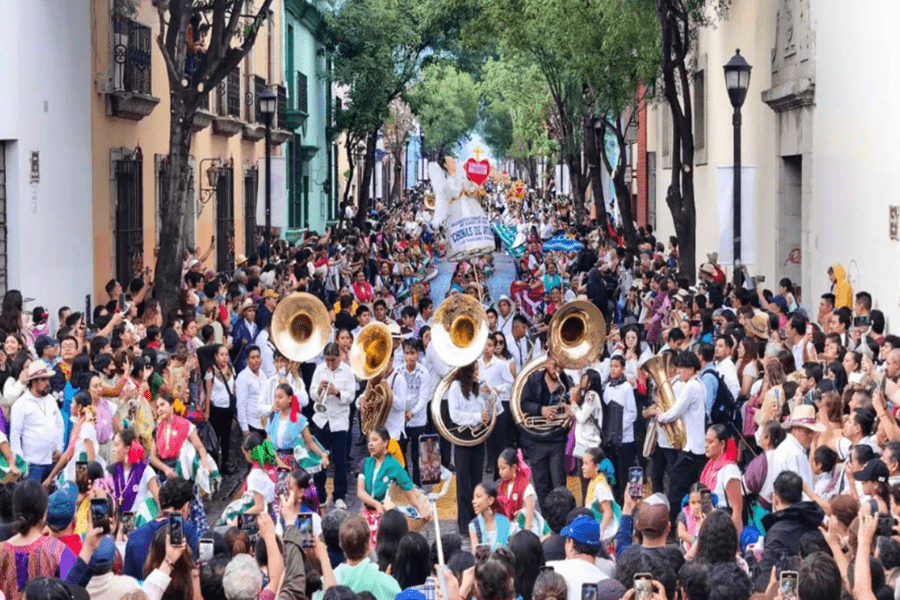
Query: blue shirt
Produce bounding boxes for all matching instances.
[123,517,200,580]
[698,363,719,418]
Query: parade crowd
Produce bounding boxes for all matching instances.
[0,181,890,600]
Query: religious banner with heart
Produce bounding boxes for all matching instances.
[463,158,491,186]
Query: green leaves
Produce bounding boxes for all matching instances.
[408,63,479,155]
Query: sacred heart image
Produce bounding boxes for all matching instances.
[463,158,490,186]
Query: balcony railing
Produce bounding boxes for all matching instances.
[113,19,152,94]
[227,68,241,117]
[276,84,286,129]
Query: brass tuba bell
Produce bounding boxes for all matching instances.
[431,294,490,367]
[351,322,395,435]
[424,193,436,210]
[510,300,606,439]
[641,353,686,451]
[271,293,331,363]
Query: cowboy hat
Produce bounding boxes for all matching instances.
[781,405,825,432]
[25,360,54,382]
[746,312,769,339]
[706,252,719,265]
[239,298,256,314]
[700,263,717,277]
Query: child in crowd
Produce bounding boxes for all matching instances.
[468,482,510,550]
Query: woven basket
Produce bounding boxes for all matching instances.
[385,483,428,532]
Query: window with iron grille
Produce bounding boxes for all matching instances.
[288,140,306,229]
[244,168,259,256]
[254,76,266,123]
[296,72,308,114]
[227,68,241,117]
[216,167,235,272]
[114,155,144,285]
[112,12,152,94]
[276,84,286,129]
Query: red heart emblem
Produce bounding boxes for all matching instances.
[515,185,524,195]
[463,159,490,186]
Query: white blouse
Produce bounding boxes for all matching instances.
[448,381,484,428]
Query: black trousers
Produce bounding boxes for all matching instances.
[209,406,233,470]
[313,422,349,502]
[666,451,706,526]
[520,436,566,503]
[404,425,426,486]
[603,441,636,503]
[485,402,516,477]
[650,446,678,496]
[455,443,485,535]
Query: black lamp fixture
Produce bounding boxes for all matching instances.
[259,86,276,261]
[723,49,751,287]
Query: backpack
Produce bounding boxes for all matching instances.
[705,370,740,427]
[711,374,741,428]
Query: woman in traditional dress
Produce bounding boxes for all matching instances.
[352,270,374,305]
[701,424,743,535]
[85,372,119,464]
[0,481,72,600]
[266,383,329,476]
[150,392,216,532]
[43,391,103,487]
[357,426,431,546]
[581,446,619,544]
[496,447,548,536]
[118,355,156,452]
[108,428,159,529]
[218,432,279,525]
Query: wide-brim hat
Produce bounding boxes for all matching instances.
[387,322,403,338]
[747,312,769,339]
[25,360,54,381]
[700,263,717,277]
[235,253,249,267]
[706,252,719,265]
[782,404,825,432]
[239,298,256,314]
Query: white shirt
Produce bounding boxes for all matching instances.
[236,367,267,433]
[64,422,106,481]
[792,339,816,370]
[711,463,742,508]
[255,329,276,378]
[658,375,706,455]
[310,362,356,431]
[603,380,637,444]
[10,390,64,465]
[772,432,815,489]
[396,362,431,428]
[479,356,515,403]
[205,367,235,409]
[510,334,543,371]
[447,380,483,428]
[261,371,309,414]
[715,357,741,400]
[546,558,616,600]
[497,311,515,341]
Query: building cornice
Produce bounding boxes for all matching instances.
[285,0,329,41]
[761,78,816,113]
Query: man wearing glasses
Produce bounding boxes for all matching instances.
[49,336,79,394]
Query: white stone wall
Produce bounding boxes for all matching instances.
[0,0,93,328]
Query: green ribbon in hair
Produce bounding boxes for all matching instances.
[251,440,277,466]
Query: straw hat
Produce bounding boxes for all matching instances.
[25,360,54,382]
[781,405,825,432]
[746,312,769,339]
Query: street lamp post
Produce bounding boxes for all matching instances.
[258,87,277,262]
[724,49,752,288]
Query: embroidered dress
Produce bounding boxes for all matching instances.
[360,454,415,547]
[0,536,72,600]
[265,411,327,474]
[61,420,105,483]
[154,416,212,533]
[469,513,511,550]
[585,472,621,542]
[218,465,277,525]
[497,457,549,536]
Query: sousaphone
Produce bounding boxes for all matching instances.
[351,322,394,435]
[429,294,497,446]
[271,293,331,363]
[510,300,606,440]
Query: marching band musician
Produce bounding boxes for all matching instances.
[601,355,637,502]
[393,339,431,486]
[646,350,679,497]
[645,350,708,525]
[517,354,572,502]
[448,361,493,535]
[310,342,356,510]
[481,333,517,477]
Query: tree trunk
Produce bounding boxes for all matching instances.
[156,95,196,317]
[343,141,356,205]
[356,131,377,224]
[584,119,608,229]
[391,152,403,205]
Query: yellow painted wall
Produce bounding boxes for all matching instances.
[90,0,284,301]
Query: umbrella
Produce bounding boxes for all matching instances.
[543,234,584,253]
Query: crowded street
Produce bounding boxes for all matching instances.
[2,0,900,600]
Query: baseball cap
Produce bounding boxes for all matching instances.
[853,458,890,483]
[34,334,57,358]
[560,514,600,547]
